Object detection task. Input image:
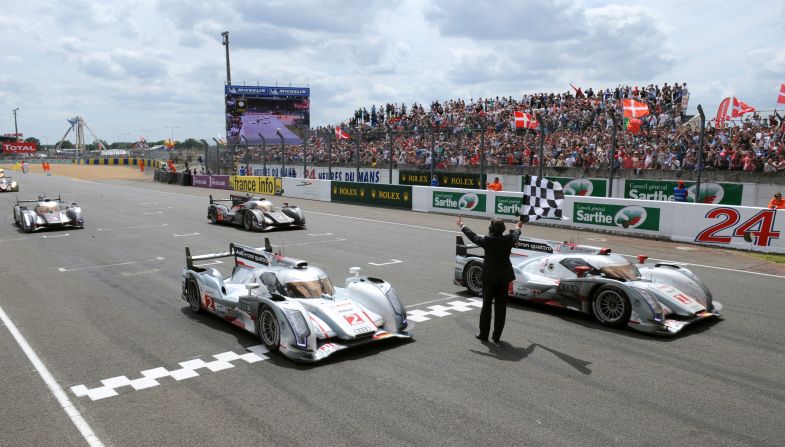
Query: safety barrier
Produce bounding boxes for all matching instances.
[74,158,162,168]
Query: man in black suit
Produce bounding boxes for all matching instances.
[457,216,523,344]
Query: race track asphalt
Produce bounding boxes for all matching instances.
[1,172,784,447]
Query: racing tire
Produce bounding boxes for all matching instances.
[185,278,202,313]
[209,208,218,224]
[258,305,280,352]
[243,212,254,231]
[591,285,631,328]
[463,261,484,296]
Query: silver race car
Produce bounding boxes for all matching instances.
[13,195,84,232]
[207,194,305,231]
[0,176,19,192]
[455,235,722,335]
[182,239,413,362]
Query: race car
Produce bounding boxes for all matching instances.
[454,235,722,335]
[0,176,19,192]
[207,194,305,231]
[182,239,413,362]
[13,195,84,233]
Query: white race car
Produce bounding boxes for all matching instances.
[182,239,413,362]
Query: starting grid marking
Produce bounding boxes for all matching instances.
[70,297,482,402]
[71,345,269,401]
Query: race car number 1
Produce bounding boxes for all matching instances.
[695,208,779,246]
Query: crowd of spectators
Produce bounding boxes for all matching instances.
[229,82,785,174]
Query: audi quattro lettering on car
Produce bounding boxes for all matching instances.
[182,238,413,362]
[207,194,305,231]
[454,235,722,335]
[0,176,19,192]
[13,195,84,233]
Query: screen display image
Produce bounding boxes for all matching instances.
[225,85,310,145]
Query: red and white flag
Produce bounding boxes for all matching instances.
[778,84,785,105]
[622,99,650,118]
[335,126,350,140]
[514,111,538,129]
[731,97,755,118]
[715,97,730,128]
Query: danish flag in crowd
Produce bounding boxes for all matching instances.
[730,97,755,118]
[514,111,539,129]
[778,84,785,105]
[622,99,650,118]
[335,126,351,140]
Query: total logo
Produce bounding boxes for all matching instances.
[614,206,647,229]
[458,193,480,211]
[563,178,593,196]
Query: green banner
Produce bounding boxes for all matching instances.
[573,202,660,231]
[432,190,487,212]
[623,179,743,205]
[542,176,608,197]
[495,195,524,217]
[331,182,412,209]
[399,170,486,189]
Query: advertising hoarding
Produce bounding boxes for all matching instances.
[225,85,310,146]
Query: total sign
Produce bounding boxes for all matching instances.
[573,202,661,231]
[432,190,487,214]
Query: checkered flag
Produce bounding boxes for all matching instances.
[516,175,564,222]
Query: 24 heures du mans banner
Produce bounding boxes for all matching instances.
[331,182,412,209]
[399,170,486,189]
[623,179,743,205]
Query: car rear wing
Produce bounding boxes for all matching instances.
[186,238,279,270]
[208,194,233,204]
[456,235,478,257]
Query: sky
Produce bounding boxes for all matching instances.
[1,0,784,146]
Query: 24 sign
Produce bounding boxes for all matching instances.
[695,208,780,246]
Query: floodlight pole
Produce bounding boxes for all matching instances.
[696,105,706,201]
[12,108,19,140]
[258,133,267,175]
[221,31,231,84]
[276,129,285,177]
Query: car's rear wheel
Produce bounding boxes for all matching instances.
[258,306,280,352]
[243,212,254,231]
[592,285,631,328]
[186,278,202,313]
[463,261,483,296]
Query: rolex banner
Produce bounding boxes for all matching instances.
[331,182,412,209]
[399,170,486,189]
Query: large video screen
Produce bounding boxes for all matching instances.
[225,85,310,145]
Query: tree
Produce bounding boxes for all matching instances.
[25,137,40,145]
[182,138,201,149]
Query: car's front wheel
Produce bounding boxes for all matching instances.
[258,306,280,352]
[463,261,483,296]
[209,208,218,224]
[185,278,202,313]
[592,285,631,328]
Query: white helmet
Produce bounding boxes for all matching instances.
[0,168,5,177]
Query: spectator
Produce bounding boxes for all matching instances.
[767,192,785,209]
[673,180,687,202]
[431,175,439,187]
[487,177,503,191]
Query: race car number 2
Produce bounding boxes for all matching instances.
[695,208,779,246]
[343,313,364,325]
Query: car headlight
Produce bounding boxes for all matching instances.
[635,287,664,322]
[282,308,310,349]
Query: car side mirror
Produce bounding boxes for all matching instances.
[574,266,591,278]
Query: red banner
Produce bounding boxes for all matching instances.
[1,141,37,154]
[715,97,730,128]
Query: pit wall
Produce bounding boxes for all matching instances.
[277,177,785,254]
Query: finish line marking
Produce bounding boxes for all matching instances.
[58,257,165,272]
[0,304,104,446]
[174,233,200,237]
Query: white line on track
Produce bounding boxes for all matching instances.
[59,181,785,279]
[269,238,346,248]
[308,232,333,236]
[0,233,71,242]
[41,233,70,238]
[120,269,159,277]
[368,259,402,266]
[142,211,163,215]
[173,233,200,237]
[0,304,104,447]
[97,223,168,231]
[141,202,159,205]
[409,292,462,308]
[58,257,165,272]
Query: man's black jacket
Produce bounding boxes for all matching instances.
[461,225,521,284]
